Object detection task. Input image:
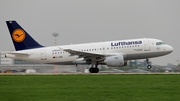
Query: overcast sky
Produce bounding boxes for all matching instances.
[0,0,180,66]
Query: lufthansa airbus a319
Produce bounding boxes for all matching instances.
[5,20,173,73]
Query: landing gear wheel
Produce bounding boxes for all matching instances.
[89,67,99,73]
[147,65,152,69]
[94,67,99,73]
[89,67,94,73]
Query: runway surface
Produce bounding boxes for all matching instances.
[1,72,180,75]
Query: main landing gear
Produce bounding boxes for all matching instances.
[89,62,99,73]
[146,58,152,69]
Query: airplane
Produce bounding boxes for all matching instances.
[5,20,173,73]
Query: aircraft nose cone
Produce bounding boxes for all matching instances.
[167,45,173,53]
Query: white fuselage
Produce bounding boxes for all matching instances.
[6,38,173,65]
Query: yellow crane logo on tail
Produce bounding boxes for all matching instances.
[12,29,26,42]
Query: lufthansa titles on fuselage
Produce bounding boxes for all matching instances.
[111,40,142,46]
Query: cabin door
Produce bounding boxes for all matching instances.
[41,49,47,60]
[144,40,150,51]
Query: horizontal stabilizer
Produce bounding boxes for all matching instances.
[7,51,30,56]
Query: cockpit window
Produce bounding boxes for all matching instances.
[156,42,166,45]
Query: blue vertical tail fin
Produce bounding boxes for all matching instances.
[6,20,43,51]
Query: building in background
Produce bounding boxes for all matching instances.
[0,51,14,65]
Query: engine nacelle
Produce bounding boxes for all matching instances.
[105,55,125,67]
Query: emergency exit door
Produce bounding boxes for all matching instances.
[41,49,47,60]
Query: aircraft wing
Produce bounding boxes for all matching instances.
[59,47,110,62]
[62,49,105,58]
[59,48,123,62]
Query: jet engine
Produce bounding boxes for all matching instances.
[105,55,126,67]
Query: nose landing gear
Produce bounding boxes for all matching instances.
[146,58,152,69]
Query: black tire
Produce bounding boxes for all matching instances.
[94,67,99,73]
[89,67,94,73]
[147,65,152,69]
